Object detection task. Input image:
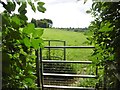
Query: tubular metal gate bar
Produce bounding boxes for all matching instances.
[44,40,66,60]
[36,46,98,90]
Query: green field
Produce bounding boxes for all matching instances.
[40,28,93,61]
[42,28,88,46]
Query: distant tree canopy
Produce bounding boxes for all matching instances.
[31,18,53,28]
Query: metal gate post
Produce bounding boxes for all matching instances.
[63,41,66,60]
[48,40,51,60]
[40,48,43,90]
[35,50,40,88]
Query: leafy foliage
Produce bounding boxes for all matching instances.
[1,0,46,88]
[88,1,120,64]
[88,1,120,89]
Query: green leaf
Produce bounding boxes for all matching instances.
[19,14,28,21]
[18,3,27,14]
[23,23,35,34]
[86,10,91,14]
[21,10,27,15]
[38,38,44,43]
[2,13,11,26]
[37,6,46,13]
[28,1,36,12]
[19,54,26,66]
[99,22,113,32]
[37,2,45,6]
[9,1,16,11]
[29,75,37,80]
[11,15,21,25]
[31,38,40,49]
[27,23,35,30]
[3,1,16,13]
[24,78,34,84]
[10,30,21,39]
[37,2,46,13]
[33,28,44,38]
[23,37,31,48]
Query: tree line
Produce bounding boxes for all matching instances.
[54,27,88,32]
[31,18,53,28]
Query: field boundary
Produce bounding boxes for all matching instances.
[36,45,99,90]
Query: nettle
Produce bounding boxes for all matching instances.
[1,0,46,88]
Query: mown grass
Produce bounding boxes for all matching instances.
[37,28,97,87]
[41,28,93,61]
[42,28,87,46]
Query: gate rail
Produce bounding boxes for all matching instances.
[36,46,98,90]
[44,40,66,60]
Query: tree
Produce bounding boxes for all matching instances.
[44,18,53,28]
[31,18,53,28]
[1,0,46,88]
[88,1,120,89]
[31,18,37,27]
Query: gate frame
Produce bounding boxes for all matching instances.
[36,46,99,90]
[44,40,66,60]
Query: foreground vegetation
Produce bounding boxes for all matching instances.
[88,2,120,89]
[2,1,46,88]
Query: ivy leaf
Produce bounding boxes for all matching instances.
[23,37,31,48]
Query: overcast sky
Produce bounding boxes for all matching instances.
[0,0,94,28]
[26,0,94,28]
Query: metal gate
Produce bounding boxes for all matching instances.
[43,40,66,60]
[36,46,98,90]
